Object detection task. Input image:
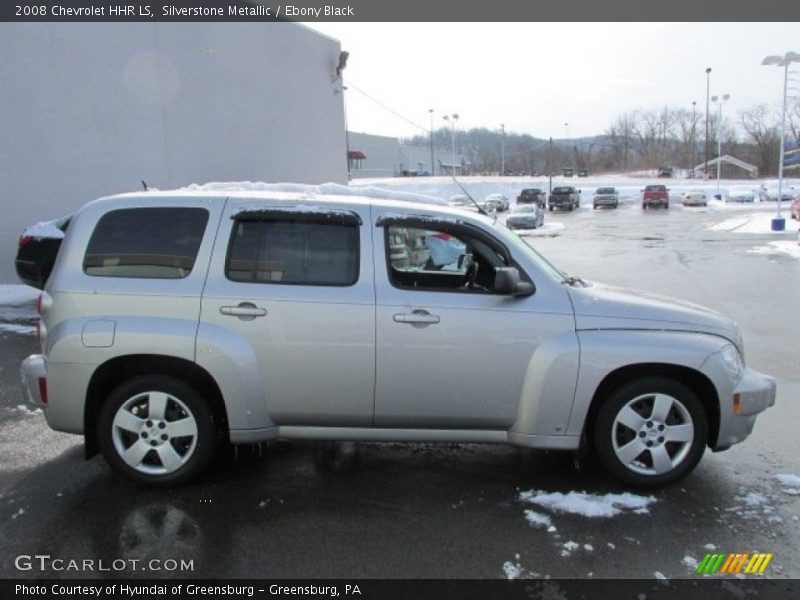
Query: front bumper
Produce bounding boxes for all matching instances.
[507,219,540,229]
[21,353,47,408]
[714,367,776,451]
[594,197,617,205]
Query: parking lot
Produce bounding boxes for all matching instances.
[0,200,798,580]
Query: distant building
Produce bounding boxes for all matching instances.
[347,131,466,178]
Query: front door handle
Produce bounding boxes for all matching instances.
[393,309,440,326]
[220,302,267,320]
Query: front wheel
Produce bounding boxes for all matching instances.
[593,376,707,487]
[97,375,217,486]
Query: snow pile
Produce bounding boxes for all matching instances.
[560,541,580,557]
[0,285,38,337]
[0,323,35,336]
[727,491,779,520]
[519,489,657,518]
[775,474,800,495]
[708,213,799,235]
[507,222,565,238]
[748,241,800,259]
[183,181,448,206]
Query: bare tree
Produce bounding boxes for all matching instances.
[740,105,781,175]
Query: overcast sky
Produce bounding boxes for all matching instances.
[306,22,799,140]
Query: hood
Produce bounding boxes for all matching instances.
[567,281,743,351]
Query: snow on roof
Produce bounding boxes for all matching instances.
[181,181,448,206]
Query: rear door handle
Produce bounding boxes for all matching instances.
[393,309,440,326]
[220,302,267,320]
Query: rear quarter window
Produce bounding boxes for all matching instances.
[83,207,209,279]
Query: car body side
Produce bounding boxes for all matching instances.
[22,192,774,471]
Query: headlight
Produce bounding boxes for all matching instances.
[720,343,744,381]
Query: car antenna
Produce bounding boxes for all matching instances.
[141,180,149,191]
[445,164,488,216]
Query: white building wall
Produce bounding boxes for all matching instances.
[0,22,346,282]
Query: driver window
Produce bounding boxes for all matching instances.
[386,225,503,293]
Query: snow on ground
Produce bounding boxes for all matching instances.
[523,510,552,529]
[682,555,699,569]
[0,285,38,307]
[748,241,800,259]
[502,560,523,580]
[519,489,657,518]
[708,212,799,235]
[0,285,38,337]
[509,222,565,238]
[775,474,800,496]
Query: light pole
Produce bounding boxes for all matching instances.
[443,114,458,174]
[691,100,697,175]
[428,109,435,176]
[711,94,730,195]
[762,51,800,230]
[704,68,712,179]
[500,123,505,175]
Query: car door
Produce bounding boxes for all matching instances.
[372,209,573,430]
[199,199,375,427]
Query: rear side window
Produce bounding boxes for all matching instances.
[84,207,209,279]
[226,217,359,286]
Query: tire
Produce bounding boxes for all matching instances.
[642,203,646,209]
[593,204,597,210]
[97,375,217,486]
[549,206,553,212]
[593,376,708,488]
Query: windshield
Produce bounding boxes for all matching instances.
[596,188,614,194]
[645,185,666,192]
[512,205,539,213]
[552,187,572,193]
[491,220,566,283]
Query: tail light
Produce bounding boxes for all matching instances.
[18,235,34,248]
[38,377,48,405]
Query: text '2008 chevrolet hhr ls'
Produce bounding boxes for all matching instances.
[20,185,776,487]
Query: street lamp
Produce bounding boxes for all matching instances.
[711,94,730,195]
[500,123,506,176]
[443,113,459,174]
[704,67,712,179]
[691,101,697,175]
[762,51,800,230]
[428,109,435,176]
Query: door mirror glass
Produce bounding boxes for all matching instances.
[494,267,533,296]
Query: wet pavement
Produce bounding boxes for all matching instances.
[0,204,798,579]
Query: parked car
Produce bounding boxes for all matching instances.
[725,186,756,203]
[657,167,674,178]
[563,168,574,177]
[15,216,71,289]
[548,186,581,211]
[642,184,670,209]
[759,183,796,203]
[578,169,589,177]
[681,190,707,207]
[517,188,547,206]
[791,197,800,220]
[481,193,510,212]
[20,186,775,488]
[592,187,619,209]
[505,203,545,230]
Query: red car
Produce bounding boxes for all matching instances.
[791,197,800,220]
[642,184,670,209]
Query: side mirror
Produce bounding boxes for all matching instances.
[494,267,534,297]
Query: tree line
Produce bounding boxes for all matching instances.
[406,100,800,177]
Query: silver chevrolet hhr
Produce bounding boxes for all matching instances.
[20,185,776,487]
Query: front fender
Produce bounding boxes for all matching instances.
[567,329,729,436]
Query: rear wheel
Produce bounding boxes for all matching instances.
[593,376,707,487]
[97,375,217,486]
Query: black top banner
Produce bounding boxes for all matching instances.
[2,0,800,21]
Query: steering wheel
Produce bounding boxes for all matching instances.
[463,256,488,291]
